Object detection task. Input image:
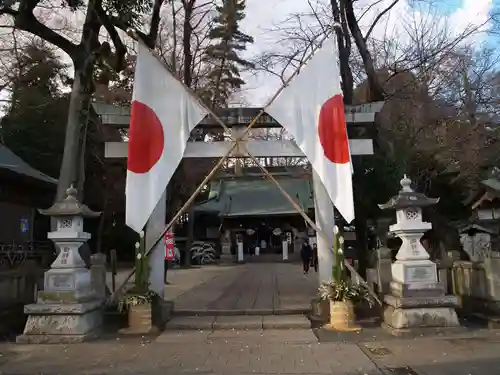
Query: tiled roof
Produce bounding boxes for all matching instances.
[0,143,57,184]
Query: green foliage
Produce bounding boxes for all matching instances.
[318,279,375,305]
[63,0,153,27]
[319,227,374,305]
[0,42,70,178]
[117,232,156,312]
[117,290,156,312]
[203,0,254,107]
[103,0,154,28]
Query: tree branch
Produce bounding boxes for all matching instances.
[93,0,126,71]
[148,0,164,48]
[110,0,164,49]
[364,0,399,41]
[343,0,384,101]
[0,6,18,16]
[13,0,78,58]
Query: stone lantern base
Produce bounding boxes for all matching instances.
[16,299,103,344]
[16,252,104,344]
[17,186,104,344]
[382,280,462,337]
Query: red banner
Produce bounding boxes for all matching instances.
[164,232,175,261]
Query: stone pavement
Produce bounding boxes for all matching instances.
[2,328,500,374]
[359,331,500,375]
[166,314,311,330]
[107,262,318,315]
[169,262,318,314]
[0,329,381,374]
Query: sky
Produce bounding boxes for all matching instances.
[240,0,497,105]
[0,0,496,108]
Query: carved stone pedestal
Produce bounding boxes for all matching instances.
[17,300,103,344]
[383,281,460,337]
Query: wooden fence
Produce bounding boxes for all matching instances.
[0,241,54,337]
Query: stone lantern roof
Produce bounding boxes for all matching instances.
[378,175,439,210]
[39,185,101,218]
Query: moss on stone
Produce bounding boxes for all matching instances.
[38,291,78,304]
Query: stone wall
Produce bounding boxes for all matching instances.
[451,257,500,315]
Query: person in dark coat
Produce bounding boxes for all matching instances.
[300,240,312,274]
[311,243,318,272]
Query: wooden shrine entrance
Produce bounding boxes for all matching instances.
[95,103,383,302]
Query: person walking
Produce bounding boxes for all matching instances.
[311,243,318,272]
[300,240,312,274]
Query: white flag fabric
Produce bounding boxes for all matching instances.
[266,38,355,223]
[125,42,209,233]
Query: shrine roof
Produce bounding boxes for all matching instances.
[194,175,314,217]
[463,167,500,206]
[457,222,498,235]
[0,144,57,184]
[481,178,500,193]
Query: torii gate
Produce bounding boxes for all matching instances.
[94,102,383,298]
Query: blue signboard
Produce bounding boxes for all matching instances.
[20,218,29,233]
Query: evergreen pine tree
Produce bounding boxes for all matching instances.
[203,0,254,107]
[0,42,70,178]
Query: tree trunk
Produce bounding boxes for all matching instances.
[183,1,194,87]
[343,0,384,101]
[331,0,353,104]
[427,208,470,261]
[55,74,92,202]
[332,0,369,277]
[55,3,100,202]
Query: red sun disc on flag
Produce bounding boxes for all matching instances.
[127,100,165,174]
[317,94,350,164]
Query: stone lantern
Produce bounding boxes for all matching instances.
[378,176,460,336]
[17,185,103,344]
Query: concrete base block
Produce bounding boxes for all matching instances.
[16,331,100,344]
[384,304,460,329]
[383,294,461,338]
[381,322,466,338]
[262,315,310,329]
[213,315,263,330]
[17,300,103,344]
[390,281,446,298]
[152,298,174,329]
[166,316,216,330]
[384,294,459,309]
[165,315,311,331]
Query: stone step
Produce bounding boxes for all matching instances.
[174,307,310,316]
[165,314,311,331]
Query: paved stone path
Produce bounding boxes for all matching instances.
[360,330,500,375]
[168,262,318,314]
[3,329,500,374]
[108,262,318,315]
[166,314,311,330]
[0,330,382,374]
